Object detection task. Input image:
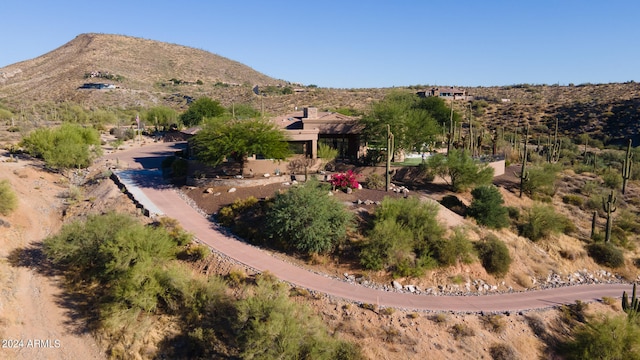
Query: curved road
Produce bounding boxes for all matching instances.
[102,142,631,313]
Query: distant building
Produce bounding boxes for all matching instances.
[417,87,472,100]
[78,83,116,90]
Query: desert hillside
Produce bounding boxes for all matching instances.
[2,33,640,145]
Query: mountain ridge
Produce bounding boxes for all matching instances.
[0,33,287,109]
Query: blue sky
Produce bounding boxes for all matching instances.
[1,1,639,88]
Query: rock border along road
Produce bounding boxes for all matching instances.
[102,142,631,313]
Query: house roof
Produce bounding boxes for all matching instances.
[272,109,363,135]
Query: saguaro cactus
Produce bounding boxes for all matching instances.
[622,138,633,194]
[515,126,530,198]
[622,283,640,316]
[590,210,597,239]
[546,118,561,163]
[602,190,617,243]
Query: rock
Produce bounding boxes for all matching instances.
[205,188,214,194]
[228,187,237,193]
[405,285,416,293]
[392,281,403,290]
[213,192,221,196]
[346,187,353,194]
[263,173,270,177]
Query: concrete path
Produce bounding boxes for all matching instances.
[101,142,632,313]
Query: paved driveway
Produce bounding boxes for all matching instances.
[101,142,631,313]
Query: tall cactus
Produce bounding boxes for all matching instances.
[622,138,633,194]
[590,210,597,239]
[602,190,617,243]
[622,283,640,317]
[546,118,561,163]
[515,126,530,198]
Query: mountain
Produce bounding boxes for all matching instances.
[1,33,640,144]
[0,33,287,110]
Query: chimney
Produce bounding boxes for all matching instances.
[303,107,318,119]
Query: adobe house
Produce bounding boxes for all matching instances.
[271,107,365,161]
[417,87,472,101]
[182,107,366,183]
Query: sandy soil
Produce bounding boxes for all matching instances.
[0,153,104,360]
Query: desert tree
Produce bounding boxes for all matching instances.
[360,90,456,155]
[145,106,178,130]
[179,97,225,127]
[427,148,494,192]
[190,118,291,170]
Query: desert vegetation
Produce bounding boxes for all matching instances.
[41,211,361,359]
[3,33,640,359]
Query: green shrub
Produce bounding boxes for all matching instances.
[20,123,102,169]
[560,314,640,359]
[468,185,509,229]
[218,196,259,227]
[523,163,560,197]
[520,204,569,241]
[43,212,182,314]
[562,194,584,207]
[364,173,385,190]
[360,197,443,274]
[587,243,624,268]
[231,277,363,359]
[490,343,517,360]
[317,143,338,171]
[580,180,598,196]
[506,206,520,220]
[0,179,18,215]
[602,168,623,189]
[181,244,210,261]
[481,314,506,333]
[171,158,188,177]
[450,323,475,339]
[476,235,512,276]
[265,179,353,255]
[433,227,474,266]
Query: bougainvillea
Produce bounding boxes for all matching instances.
[330,169,360,190]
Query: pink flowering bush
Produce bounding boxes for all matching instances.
[330,169,359,191]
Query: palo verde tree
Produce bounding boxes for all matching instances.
[179,97,225,127]
[427,148,494,192]
[20,123,102,170]
[145,106,178,130]
[190,118,291,170]
[360,90,458,155]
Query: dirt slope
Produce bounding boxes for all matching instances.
[0,153,104,359]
